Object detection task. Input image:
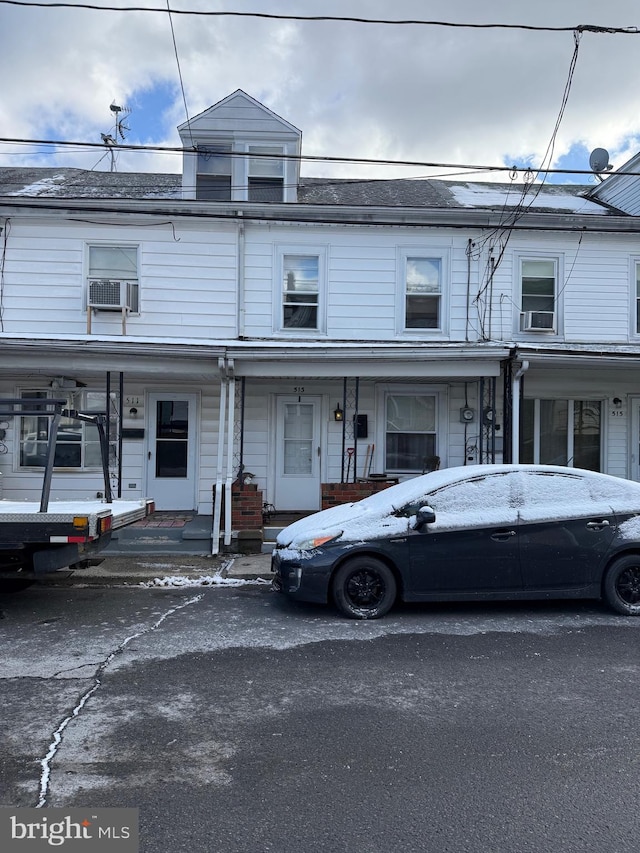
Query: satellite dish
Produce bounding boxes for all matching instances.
[589,147,612,173]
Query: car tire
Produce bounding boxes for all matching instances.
[332,557,397,620]
[603,555,640,615]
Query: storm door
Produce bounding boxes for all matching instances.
[274,396,321,510]
[146,394,197,510]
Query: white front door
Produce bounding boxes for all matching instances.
[275,396,321,511]
[146,393,197,510]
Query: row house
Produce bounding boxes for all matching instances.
[1,90,640,548]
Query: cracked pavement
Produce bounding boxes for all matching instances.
[2,585,640,852]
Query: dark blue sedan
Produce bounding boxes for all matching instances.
[271,464,640,619]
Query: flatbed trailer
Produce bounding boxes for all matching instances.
[0,398,154,591]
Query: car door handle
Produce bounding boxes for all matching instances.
[586,520,610,530]
[491,530,517,541]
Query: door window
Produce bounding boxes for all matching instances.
[283,403,313,475]
[155,400,189,478]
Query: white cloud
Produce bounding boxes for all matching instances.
[2,0,640,179]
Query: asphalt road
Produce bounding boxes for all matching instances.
[1,585,640,853]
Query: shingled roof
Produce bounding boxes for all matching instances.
[0,166,610,215]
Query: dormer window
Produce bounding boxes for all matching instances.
[248,145,284,202]
[179,90,302,203]
[196,144,232,200]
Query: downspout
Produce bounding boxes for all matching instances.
[212,357,228,555]
[224,360,235,547]
[236,215,246,338]
[511,359,529,464]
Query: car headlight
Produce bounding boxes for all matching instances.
[295,532,342,551]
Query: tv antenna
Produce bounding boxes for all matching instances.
[99,101,132,172]
[589,147,613,182]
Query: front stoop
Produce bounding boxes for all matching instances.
[105,514,213,555]
[105,511,312,556]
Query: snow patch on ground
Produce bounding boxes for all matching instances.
[141,575,269,588]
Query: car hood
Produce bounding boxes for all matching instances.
[276,499,413,548]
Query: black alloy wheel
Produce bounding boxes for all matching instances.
[603,555,640,615]
[332,556,397,619]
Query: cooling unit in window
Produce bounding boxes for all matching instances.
[521,311,556,332]
[88,279,135,311]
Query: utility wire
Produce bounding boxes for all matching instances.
[166,0,193,147]
[2,1,640,33]
[0,135,635,177]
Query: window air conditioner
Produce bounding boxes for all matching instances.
[521,310,556,332]
[88,279,133,311]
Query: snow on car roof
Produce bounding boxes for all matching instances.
[276,464,640,548]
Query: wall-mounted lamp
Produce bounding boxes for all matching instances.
[613,397,622,407]
[129,407,138,418]
[334,403,344,422]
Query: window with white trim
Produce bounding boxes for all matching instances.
[248,145,284,201]
[520,399,601,471]
[19,390,117,471]
[87,245,139,313]
[279,252,322,332]
[519,258,557,331]
[385,394,437,473]
[196,144,232,200]
[404,256,442,329]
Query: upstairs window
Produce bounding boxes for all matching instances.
[196,144,232,200]
[520,258,557,331]
[282,254,319,330]
[404,257,442,329]
[248,145,284,201]
[87,245,139,313]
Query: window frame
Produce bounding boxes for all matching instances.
[86,243,140,315]
[247,144,285,202]
[195,143,233,201]
[520,397,603,472]
[273,245,327,335]
[517,254,562,336]
[377,385,448,476]
[396,247,450,336]
[16,389,117,473]
[632,258,640,337]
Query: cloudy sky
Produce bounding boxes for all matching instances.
[2,0,640,183]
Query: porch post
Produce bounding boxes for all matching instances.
[511,360,529,464]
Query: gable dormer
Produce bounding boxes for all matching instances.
[586,150,640,215]
[178,90,302,203]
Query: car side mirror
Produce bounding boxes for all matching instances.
[415,506,436,529]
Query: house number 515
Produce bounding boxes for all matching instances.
[294,387,305,393]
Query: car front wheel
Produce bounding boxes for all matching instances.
[332,557,397,620]
[603,555,640,615]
